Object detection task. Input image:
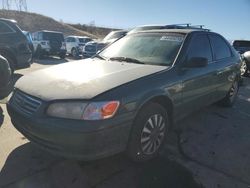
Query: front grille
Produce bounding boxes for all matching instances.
[11,90,42,116]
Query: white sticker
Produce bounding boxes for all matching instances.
[160,36,183,42]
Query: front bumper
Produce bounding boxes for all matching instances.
[7,103,134,160]
[82,51,96,58]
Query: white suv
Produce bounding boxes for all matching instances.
[65,36,92,58]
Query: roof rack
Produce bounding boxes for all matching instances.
[164,23,210,31]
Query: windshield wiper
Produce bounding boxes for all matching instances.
[93,54,106,60]
[109,56,145,64]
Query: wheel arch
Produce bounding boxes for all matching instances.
[134,92,174,128]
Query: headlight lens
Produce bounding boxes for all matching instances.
[47,101,120,120]
[47,102,87,120]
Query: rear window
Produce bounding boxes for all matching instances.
[43,32,64,41]
[79,38,92,43]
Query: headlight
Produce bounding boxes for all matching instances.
[47,101,120,120]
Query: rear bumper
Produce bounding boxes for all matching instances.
[42,48,66,56]
[7,104,134,160]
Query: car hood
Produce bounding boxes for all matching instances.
[15,59,167,101]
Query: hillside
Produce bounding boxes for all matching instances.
[69,24,118,39]
[0,10,98,38]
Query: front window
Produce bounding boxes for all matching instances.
[100,33,185,66]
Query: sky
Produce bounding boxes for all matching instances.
[25,0,250,40]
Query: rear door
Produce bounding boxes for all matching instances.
[208,34,236,100]
[180,33,217,115]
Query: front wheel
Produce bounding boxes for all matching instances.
[127,103,169,162]
[219,80,239,107]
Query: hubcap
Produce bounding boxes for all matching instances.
[140,114,166,155]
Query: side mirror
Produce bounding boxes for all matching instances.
[185,57,208,68]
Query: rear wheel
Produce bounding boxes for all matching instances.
[0,53,15,73]
[59,53,66,59]
[71,48,79,59]
[219,80,239,107]
[35,45,43,59]
[127,103,169,162]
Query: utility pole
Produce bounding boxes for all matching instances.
[1,0,27,11]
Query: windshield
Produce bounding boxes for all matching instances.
[103,31,126,42]
[128,26,164,34]
[100,33,184,66]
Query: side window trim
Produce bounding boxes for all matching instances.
[207,34,216,63]
[0,21,16,34]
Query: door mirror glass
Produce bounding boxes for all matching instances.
[185,57,208,68]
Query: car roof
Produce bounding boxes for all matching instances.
[132,28,209,34]
[0,18,17,23]
[36,30,63,34]
[66,35,90,38]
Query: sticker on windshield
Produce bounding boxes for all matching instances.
[160,36,183,42]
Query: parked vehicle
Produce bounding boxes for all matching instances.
[82,41,106,58]
[232,40,250,54]
[7,29,241,162]
[65,36,92,58]
[0,55,11,100]
[232,40,250,76]
[241,51,250,76]
[32,30,66,59]
[0,18,32,72]
[82,30,127,58]
[23,31,34,56]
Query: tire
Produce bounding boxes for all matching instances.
[219,80,239,107]
[59,53,66,59]
[127,102,169,162]
[35,45,43,59]
[71,48,79,59]
[1,53,15,73]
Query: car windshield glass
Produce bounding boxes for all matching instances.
[43,32,64,41]
[100,33,184,66]
[103,32,125,41]
[128,26,164,34]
